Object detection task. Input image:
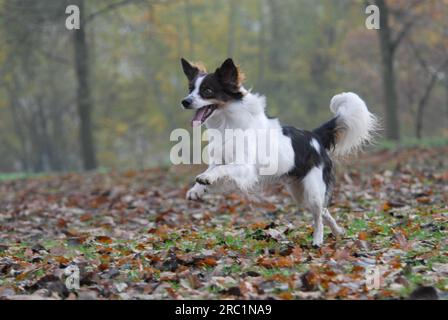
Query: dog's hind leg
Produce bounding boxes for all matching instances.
[286,179,305,216]
[322,208,345,236]
[302,167,327,247]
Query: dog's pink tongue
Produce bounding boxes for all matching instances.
[191,107,206,126]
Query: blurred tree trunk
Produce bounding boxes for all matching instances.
[410,41,448,139]
[266,0,291,110]
[257,0,266,89]
[74,0,97,170]
[375,0,400,141]
[28,114,44,172]
[416,64,448,139]
[267,0,285,72]
[415,76,437,139]
[227,0,237,58]
[184,0,195,59]
[6,83,29,171]
[446,67,448,130]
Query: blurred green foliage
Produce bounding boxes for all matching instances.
[0,0,447,173]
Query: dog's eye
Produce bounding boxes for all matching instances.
[203,88,214,97]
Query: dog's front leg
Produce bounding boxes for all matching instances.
[195,164,257,190]
[186,182,207,201]
[186,164,218,201]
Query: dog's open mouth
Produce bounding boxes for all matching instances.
[191,105,218,126]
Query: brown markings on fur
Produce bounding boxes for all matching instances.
[334,127,345,144]
[193,61,245,87]
[191,61,207,74]
[235,65,246,86]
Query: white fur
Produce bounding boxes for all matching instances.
[302,166,326,246]
[329,92,378,157]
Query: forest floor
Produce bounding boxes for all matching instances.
[0,146,447,300]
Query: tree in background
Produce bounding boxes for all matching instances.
[373,0,425,141]
[73,0,97,170]
[405,1,448,139]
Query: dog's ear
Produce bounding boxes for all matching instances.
[181,58,199,81]
[215,58,241,92]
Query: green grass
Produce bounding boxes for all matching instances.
[0,172,40,181]
[377,136,448,150]
[0,167,110,182]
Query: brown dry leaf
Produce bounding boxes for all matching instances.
[382,202,392,211]
[352,265,365,273]
[80,213,93,222]
[54,256,70,265]
[197,257,217,267]
[57,218,67,228]
[240,281,256,294]
[393,231,411,250]
[95,236,113,244]
[358,231,368,240]
[337,287,350,297]
[382,200,406,211]
[90,195,109,208]
[258,256,294,268]
[123,170,138,178]
[98,263,109,271]
[301,270,319,291]
[291,246,303,262]
[278,291,293,300]
[165,287,179,299]
[416,196,431,204]
[249,222,268,230]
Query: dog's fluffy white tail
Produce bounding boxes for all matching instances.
[314,92,378,157]
[329,92,378,157]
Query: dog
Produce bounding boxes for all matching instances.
[180,58,378,247]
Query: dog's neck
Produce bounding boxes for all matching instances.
[205,90,271,131]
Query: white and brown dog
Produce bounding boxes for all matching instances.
[180,58,378,247]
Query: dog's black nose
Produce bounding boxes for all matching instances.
[182,98,193,109]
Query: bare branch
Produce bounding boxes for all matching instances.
[85,0,177,25]
[389,0,425,16]
[389,0,426,52]
[391,18,415,52]
[410,40,448,75]
[409,41,429,72]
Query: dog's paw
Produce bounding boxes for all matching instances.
[195,173,214,185]
[312,230,324,247]
[333,226,346,237]
[312,240,323,248]
[186,185,206,201]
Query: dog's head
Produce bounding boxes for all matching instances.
[180,58,245,126]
